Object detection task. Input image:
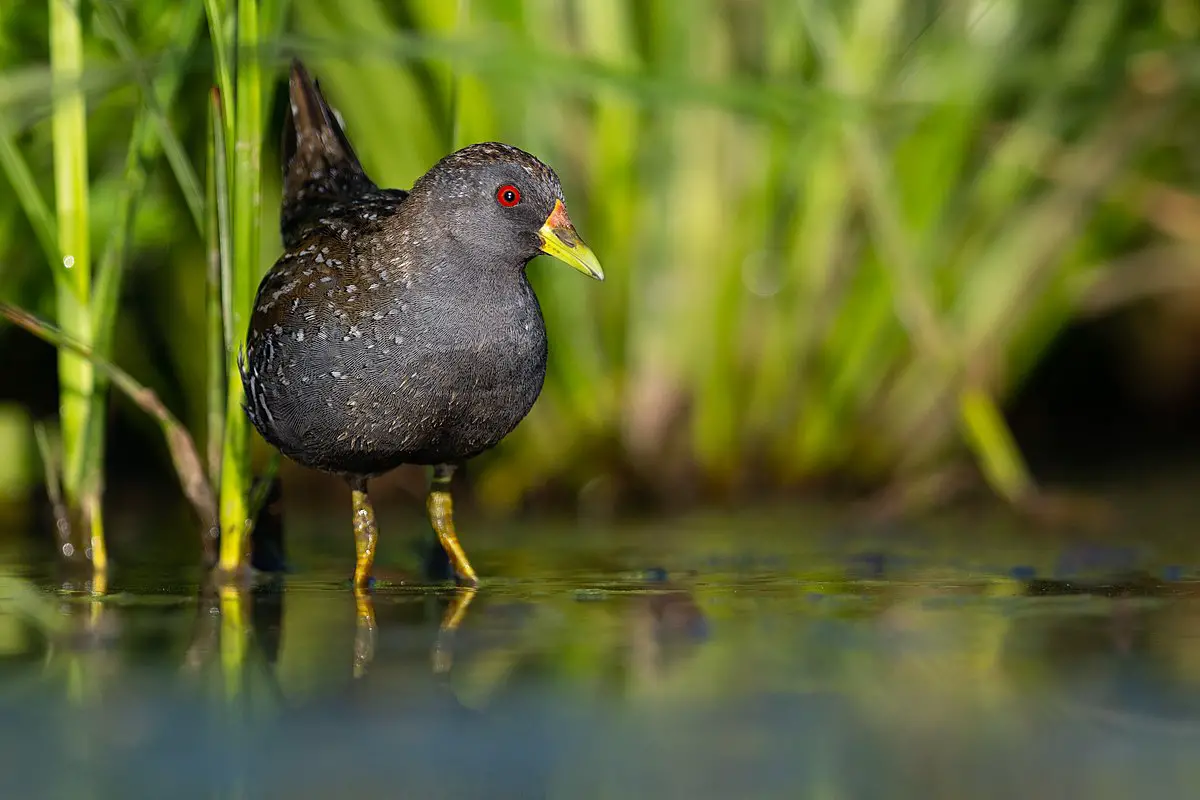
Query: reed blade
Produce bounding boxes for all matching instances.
[216,0,266,575]
[49,0,98,560]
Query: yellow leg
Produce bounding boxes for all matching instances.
[353,588,376,679]
[427,464,479,586]
[350,479,377,588]
[432,586,477,673]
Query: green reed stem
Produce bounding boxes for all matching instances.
[206,89,229,492]
[205,0,236,126]
[216,0,264,575]
[958,387,1031,503]
[49,0,99,564]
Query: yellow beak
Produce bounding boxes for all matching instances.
[537,199,604,281]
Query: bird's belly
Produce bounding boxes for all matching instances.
[429,362,545,456]
[376,343,546,464]
[277,335,545,474]
[246,280,548,475]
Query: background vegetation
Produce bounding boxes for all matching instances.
[1,0,1199,555]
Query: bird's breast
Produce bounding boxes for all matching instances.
[359,276,548,461]
[426,284,548,413]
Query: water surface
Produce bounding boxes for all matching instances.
[2,498,1200,799]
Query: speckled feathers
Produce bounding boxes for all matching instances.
[240,61,566,477]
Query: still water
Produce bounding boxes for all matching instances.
[2,497,1200,799]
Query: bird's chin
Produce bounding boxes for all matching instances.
[513,240,544,270]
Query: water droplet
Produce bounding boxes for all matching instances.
[741,250,781,298]
[63,255,74,269]
[62,543,75,557]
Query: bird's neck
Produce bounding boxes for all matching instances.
[425,234,534,289]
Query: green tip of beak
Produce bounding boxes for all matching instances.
[537,200,604,281]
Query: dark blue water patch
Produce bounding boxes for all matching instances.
[1053,544,1144,579]
[1162,564,1185,582]
[845,551,888,580]
[643,566,670,582]
[1010,565,1037,580]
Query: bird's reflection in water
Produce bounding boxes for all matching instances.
[431,585,478,674]
[350,529,481,679]
[351,584,478,679]
[352,587,374,679]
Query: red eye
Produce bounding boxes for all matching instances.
[496,184,521,207]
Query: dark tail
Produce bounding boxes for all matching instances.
[280,59,377,247]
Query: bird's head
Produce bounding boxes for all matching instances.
[408,142,604,281]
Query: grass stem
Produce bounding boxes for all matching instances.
[48,0,98,561]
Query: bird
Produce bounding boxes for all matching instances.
[239,59,603,588]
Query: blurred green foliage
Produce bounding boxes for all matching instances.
[1,0,1197,518]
